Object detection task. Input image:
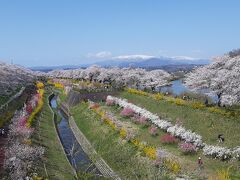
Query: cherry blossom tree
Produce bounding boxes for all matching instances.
[185,51,240,106]
[45,66,172,90]
[0,62,34,96]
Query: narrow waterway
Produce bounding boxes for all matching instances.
[49,95,102,176]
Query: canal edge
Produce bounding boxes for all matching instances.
[48,93,78,178]
[68,115,121,180]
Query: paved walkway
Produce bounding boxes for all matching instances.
[69,116,121,180]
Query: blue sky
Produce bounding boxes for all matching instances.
[0,0,240,67]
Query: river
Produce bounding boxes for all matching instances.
[159,79,218,102]
[49,95,102,176]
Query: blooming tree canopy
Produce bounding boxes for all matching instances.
[185,51,240,106]
[45,65,172,89]
[0,62,34,96]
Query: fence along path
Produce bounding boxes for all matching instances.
[68,116,121,179]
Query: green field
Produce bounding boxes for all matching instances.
[71,102,173,179]
[118,92,240,148]
[101,102,240,178]
[111,91,240,178]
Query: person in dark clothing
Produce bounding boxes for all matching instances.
[218,134,225,143]
[205,98,208,106]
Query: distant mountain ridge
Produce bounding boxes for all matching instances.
[95,56,210,68]
[30,56,210,71]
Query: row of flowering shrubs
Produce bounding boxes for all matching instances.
[106,95,240,161]
[89,101,182,174]
[107,95,202,146]
[127,88,235,117]
[89,101,158,159]
[114,99,198,155]
[4,82,45,179]
[47,80,64,89]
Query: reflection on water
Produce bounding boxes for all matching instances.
[159,79,188,96]
[50,96,101,175]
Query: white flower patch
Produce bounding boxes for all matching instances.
[203,145,232,160]
[232,147,240,160]
[167,125,203,147]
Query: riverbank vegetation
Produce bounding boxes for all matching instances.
[32,89,75,179]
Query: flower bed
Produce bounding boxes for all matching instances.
[107,95,202,146]
[4,83,45,179]
[89,101,184,174]
[106,95,240,160]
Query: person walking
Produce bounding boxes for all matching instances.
[1,129,5,136]
[198,157,203,171]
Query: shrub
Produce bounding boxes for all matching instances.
[175,98,186,106]
[143,146,157,159]
[26,104,33,114]
[207,107,231,116]
[203,145,232,160]
[154,93,164,100]
[149,125,158,136]
[127,88,148,96]
[120,128,127,139]
[106,99,114,106]
[36,82,44,89]
[140,117,149,127]
[18,117,28,127]
[120,107,135,117]
[208,168,231,180]
[54,82,64,89]
[160,134,177,144]
[179,142,197,154]
[191,102,205,109]
[89,103,100,109]
[166,97,175,104]
[164,159,181,174]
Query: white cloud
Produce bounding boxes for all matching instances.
[171,56,200,61]
[87,51,112,58]
[112,54,155,60]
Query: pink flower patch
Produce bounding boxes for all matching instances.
[179,142,197,154]
[120,107,135,117]
[160,134,177,144]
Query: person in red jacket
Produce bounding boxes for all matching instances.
[198,157,203,171]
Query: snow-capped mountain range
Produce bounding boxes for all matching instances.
[94,55,210,68]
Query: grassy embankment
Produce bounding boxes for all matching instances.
[115,91,240,178]
[0,96,9,105]
[0,87,33,128]
[71,102,172,179]
[119,91,240,148]
[32,89,75,179]
[0,86,23,105]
